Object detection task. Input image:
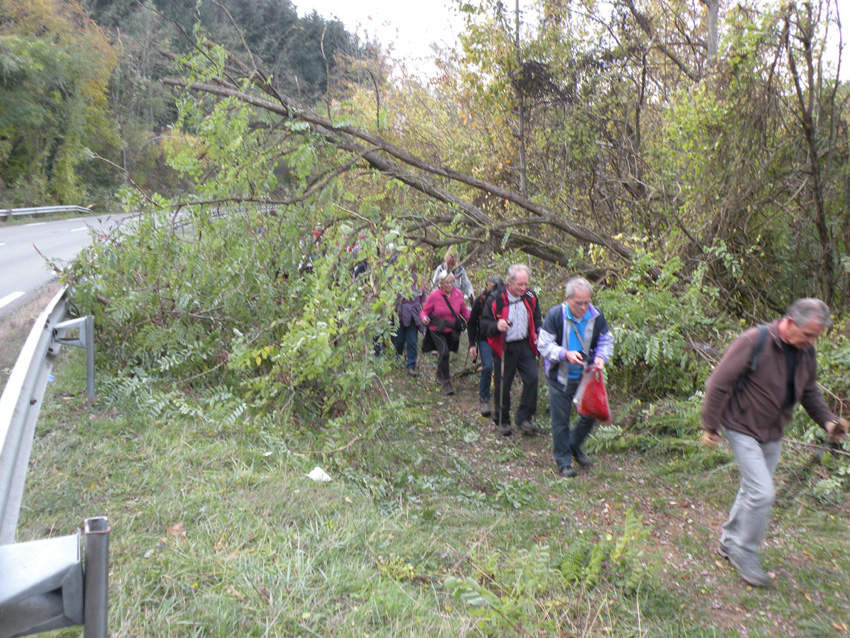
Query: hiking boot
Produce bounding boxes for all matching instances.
[725,548,773,587]
[443,382,455,395]
[518,420,537,436]
[572,447,592,468]
[407,368,419,377]
[717,540,730,559]
[496,421,513,436]
[559,465,577,478]
[479,400,491,417]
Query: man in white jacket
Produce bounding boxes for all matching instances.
[431,249,473,304]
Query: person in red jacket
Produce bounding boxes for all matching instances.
[702,298,849,586]
[480,264,542,436]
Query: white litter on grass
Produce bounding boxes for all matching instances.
[307,466,332,482]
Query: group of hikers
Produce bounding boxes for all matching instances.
[393,250,614,470]
[391,249,849,588]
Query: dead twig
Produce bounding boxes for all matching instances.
[783,437,850,459]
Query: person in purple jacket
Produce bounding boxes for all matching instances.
[421,272,471,395]
[394,267,428,376]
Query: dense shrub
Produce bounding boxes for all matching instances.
[66,205,411,425]
[596,251,729,400]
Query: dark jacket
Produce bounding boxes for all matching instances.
[468,289,491,345]
[480,289,542,358]
[701,320,835,443]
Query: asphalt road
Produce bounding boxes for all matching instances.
[0,214,130,318]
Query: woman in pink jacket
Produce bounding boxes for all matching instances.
[421,272,470,395]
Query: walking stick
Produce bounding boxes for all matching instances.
[498,330,506,433]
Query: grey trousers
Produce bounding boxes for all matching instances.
[721,428,782,560]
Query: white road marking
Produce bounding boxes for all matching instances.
[24,222,46,227]
[0,242,5,246]
[71,227,87,232]
[0,291,25,309]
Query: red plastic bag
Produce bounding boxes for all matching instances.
[575,369,610,422]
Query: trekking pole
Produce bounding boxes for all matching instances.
[498,330,506,432]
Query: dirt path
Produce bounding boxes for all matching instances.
[405,347,848,634]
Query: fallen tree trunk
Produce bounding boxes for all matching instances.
[163,75,635,267]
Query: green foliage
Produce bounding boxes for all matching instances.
[812,469,849,506]
[558,509,651,593]
[494,479,541,510]
[68,204,412,427]
[810,331,850,413]
[597,250,725,399]
[64,37,427,427]
[445,544,560,634]
[375,554,420,582]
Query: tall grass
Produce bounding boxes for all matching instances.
[17,348,850,636]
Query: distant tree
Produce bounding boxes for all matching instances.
[195,0,362,100]
[0,0,120,205]
[83,0,364,100]
[75,0,368,197]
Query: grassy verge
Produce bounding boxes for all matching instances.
[17,349,850,636]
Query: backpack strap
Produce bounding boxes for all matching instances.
[736,324,768,392]
[441,293,466,334]
[562,303,591,354]
[442,293,461,323]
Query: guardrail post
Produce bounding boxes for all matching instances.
[85,316,95,401]
[83,517,110,638]
[52,316,95,400]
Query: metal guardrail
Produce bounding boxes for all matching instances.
[0,206,92,220]
[0,286,107,637]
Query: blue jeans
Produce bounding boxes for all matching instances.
[478,340,494,401]
[548,378,595,470]
[721,429,782,560]
[396,323,419,369]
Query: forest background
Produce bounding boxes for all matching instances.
[4,0,850,634]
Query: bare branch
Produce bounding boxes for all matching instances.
[162,76,634,263]
[622,0,700,82]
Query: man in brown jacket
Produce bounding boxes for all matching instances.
[702,298,848,586]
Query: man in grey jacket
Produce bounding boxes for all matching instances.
[539,277,613,478]
[702,298,848,586]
